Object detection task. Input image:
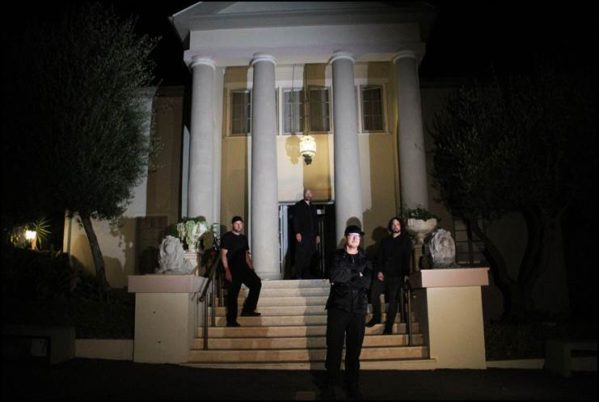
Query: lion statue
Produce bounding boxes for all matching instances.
[427,228,456,268]
[156,235,194,274]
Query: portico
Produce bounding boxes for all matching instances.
[172,1,434,279]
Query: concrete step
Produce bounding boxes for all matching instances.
[212,314,408,327]
[215,315,328,326]
[212,306,400,319]
[197,322,420,338]
[192,333,424,350]
[188,345,428,363]
[192,277,429,368]
[212,305,326,316]
[241,287,330,297]
[257,279,330,288]
[248,296,329,306]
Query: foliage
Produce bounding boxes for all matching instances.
[2,2,160,288]
[430,81,525,221]
[485,319,597,360]
[69,290,134,339]
[1,244,134,338]
[166,217,217,251]
[7,217,52,250]
[429,60,596,318]
[31,3,159,220]
[400,207,440,222]
[165,217,220,275]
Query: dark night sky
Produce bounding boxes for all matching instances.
[121,1,597,83]
[420,2,598,79]
[3,1,597,84]
[128,1,597,84]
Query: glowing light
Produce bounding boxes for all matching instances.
[299,135,316,164]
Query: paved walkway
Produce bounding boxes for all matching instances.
[2,358,597,400]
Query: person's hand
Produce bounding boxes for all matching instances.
[224,270,232,283]
[295,233,302,243]
[377,272,384,281]
[315,235,320,245]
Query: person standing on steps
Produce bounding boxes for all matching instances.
[323,225,372,400]
[220,216,262,327]
[366,216,412,334]
[292,188,320,279]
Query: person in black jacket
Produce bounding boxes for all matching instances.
[220,216,262,327]
[292,188,320,279]
[366,216,412,334]
[323,225,372,400]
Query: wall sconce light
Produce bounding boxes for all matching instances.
[25,230,37,250]
[299,135,316,164]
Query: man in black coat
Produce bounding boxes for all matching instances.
[324,225,372,400]
[366,216,412,334]
[292,188,320,279]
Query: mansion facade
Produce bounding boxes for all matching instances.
[66,3,513,302]
[171,1,435,280]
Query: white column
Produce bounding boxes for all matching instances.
[394,50,429,210]
[331,51,363,241]
[250,54,279,279]
[188,57,215,221]
[212,67,225,227]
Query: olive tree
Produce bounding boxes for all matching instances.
[430,63,596,318]
[2,3,159,289]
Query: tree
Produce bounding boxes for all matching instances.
[2,2,159,289]
[429,62,596,319]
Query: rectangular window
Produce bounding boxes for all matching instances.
[283,89,304,134]
[361,85,384,132]
[231,90,251,136]
[308,87,330,132]
[453,219,487,266]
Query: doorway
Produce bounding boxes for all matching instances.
[279,203,336,279]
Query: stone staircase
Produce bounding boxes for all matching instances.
[185,279,433,369]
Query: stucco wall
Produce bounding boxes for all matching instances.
[64,88,185,288]
[220,62,401,248]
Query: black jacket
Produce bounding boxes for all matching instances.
[326,249,372,313]
[292,200,318,237]
[377,233,412,278]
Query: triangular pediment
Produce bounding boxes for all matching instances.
[171,1,434,42]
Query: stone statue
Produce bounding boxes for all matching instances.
[156,235,194,274]
[427,228,456,268]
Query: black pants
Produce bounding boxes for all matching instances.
[370,277,403,331]
[325,308,365,385]
[294,235,317,279]
[226,268,262,324]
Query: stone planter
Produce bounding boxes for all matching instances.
[183,251,200,274]
[406,218,438,244]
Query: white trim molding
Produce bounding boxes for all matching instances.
[190,56,216,69]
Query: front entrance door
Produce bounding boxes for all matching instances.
[279,203,336,279]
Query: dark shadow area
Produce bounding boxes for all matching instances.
[138,246,159,274]
[1,358,596,400]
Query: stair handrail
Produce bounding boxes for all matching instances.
[194,244,222,350]
[403,276,413,346]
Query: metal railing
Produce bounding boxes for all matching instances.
[192,249,223,350]
[403,277,413,346]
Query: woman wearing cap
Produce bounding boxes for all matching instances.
[323,225,372,400]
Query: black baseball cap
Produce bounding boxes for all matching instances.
[344,225,364,236]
